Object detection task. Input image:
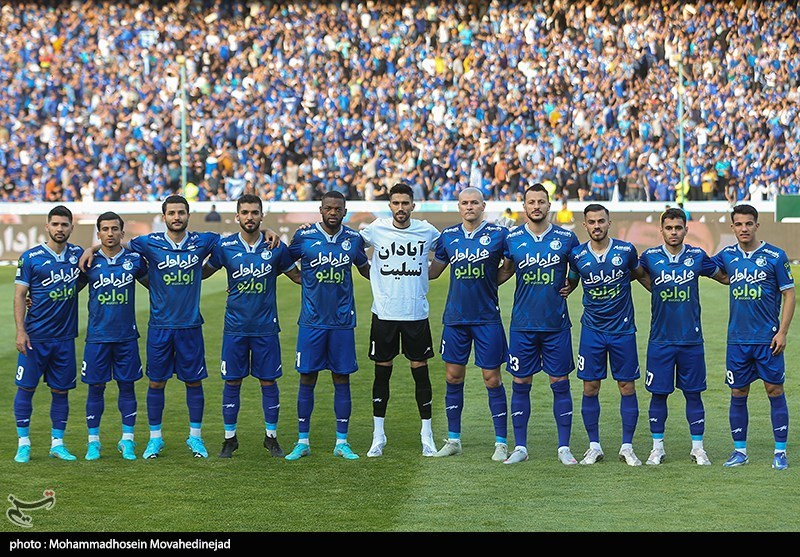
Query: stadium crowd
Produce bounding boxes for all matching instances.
[0,0,799,204]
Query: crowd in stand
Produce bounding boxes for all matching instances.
[0,0,798,204]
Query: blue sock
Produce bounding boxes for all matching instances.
[297,382,314,436]
[50,391,69,432]
[14,388,34,430]
[649,393,668,436]
[444,381,464,438]
[147,386,165,428]
[620,392,639,445]
[729,395,748,449]
[581,394,600,444]
[333,382,351,437]
[487,384,507,443]
[186,383,204,425]
[117,381,137,428]
[683,391,705,437]
[550,379,573,447]
[510,382,531,448]
[85,384,105,431]
[769,393,788,449]
[222,382,241,430]
[261,383,280,425]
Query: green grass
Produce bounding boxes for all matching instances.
[1,265,799,533]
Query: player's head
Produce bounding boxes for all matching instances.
[389,182,414,228]
[457,187,485,225]
[96,211,125,249]
[523,183,550,224]
[320,190,346,233]
[583,203,610,242]
[660,207,687,248]
[46,205,73,245]
[730,203,759,245]
[161,194,189,233]
[235,193,263,234]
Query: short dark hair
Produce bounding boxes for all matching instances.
[321,190,346,204]
[660,207,687,226]
[96,211,124,231]
[48,205,73,223]
[731,203,758,222]
[237,193,262,212]
[162,194,189,214]
[389,182,414,199]
[584,203,609,217]
[524,182,549,201]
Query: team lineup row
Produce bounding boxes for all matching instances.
[12,183,795,469]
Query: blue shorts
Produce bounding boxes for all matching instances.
[506,329,574,378]
[645,342,706,395]
[221,334,283,381]
[16,340,76,391]
[146,327,208,383]
[577,328,640,382]
[440,323,507,369]
[726,344,785,389]
[82,340,144,385]
[296,326,358,375]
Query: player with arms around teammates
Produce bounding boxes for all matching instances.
[568,203,647,466]
[283,191,370,461]
[637,207,727,466]
[14,206,87,462]
[711,204,795,469]
[203,194,298,459]
[428,187,510,462]
[81,194,220,459]
[496,183,581,466]
[361,182,441,458]
[81,212,148,461]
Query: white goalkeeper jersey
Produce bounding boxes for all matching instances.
[360,217,440,321]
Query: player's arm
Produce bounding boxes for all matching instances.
[14,283,32,355]
[630,264,647,281]
[561,269,580,298]
[428,259,447,280]
[636,272,652,292]
[711,268,729,285]
[497,258,514,285]
[357,262,370,279]
[772,287,796,356]
[262,228,281,249]
[202,261,218,279]
[283,264,301,284]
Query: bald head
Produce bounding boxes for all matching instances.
[458,187,486,226]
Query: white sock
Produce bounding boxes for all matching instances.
[590,441,602,452]
[225,430,236,439]
[691,439,703,450]
[652,438,664,451]
[51,438,64,448]
[88,434,100,443]
[189,426,201,438]
[150,429,163,439]
[420,419,432,437]
[18,437,31,447]
[373,416,385,438]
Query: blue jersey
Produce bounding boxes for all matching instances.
[712,241,795,344]
[288,223,368,329]
[434,221,507,325]
[15,243,85,341]
[639,244,718,345]
[569,238,640,334]
[129,231,218,329]
[84,248,148,343]
[206,232,295,336]
[504,224,580,331]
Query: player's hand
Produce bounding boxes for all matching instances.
[262,228,281,249]
[297,222,313,230]
[79,248,96,271]
[25,295,32,309]
[16,331,31,355]
[770,331,788,355]
[559,279,575,298]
